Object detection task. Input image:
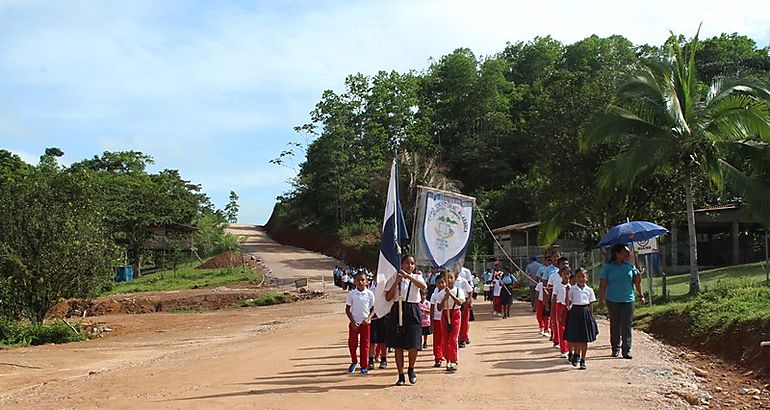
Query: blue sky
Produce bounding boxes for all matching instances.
[1,0,768,224]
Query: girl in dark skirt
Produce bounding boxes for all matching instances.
[564,268,598,370]
[385,255,426,386]
[499,267,515,318]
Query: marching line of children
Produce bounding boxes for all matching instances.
[345,266,473,379]
[532,252,598,370]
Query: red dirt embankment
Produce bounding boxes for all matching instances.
[265,214,375,269]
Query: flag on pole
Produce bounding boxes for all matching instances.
[373,158,409,318]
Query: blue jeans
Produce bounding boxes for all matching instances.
[606,301,634,354]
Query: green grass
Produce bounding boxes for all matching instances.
[648,262,769,299]
[237,293,293,308]
[0,318,88,347]
[101,261,260,296]
[633,262,770,369]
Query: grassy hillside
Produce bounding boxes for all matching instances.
[101,261,259,295]
[635,262,770,374]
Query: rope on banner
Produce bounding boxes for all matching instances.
[475,205,540,284]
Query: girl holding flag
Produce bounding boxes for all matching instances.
[385,255,426,386]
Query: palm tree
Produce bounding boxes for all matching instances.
[585,30,770,294]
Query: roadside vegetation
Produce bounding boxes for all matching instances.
[0,318,88,347]
[101,261,259,296]
[238,293,294,307]
[635,263,770,371]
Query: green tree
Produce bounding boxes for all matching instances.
[0,160,117,321]
[225,191,240,223]
[584,30,770,294]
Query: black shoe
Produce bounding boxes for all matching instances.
[465,339,470,345]
[367,357,375,370]
[434,360,442,368]
[568,353,573,362]
[622,353,633,360]
[379,359,387,369]
[422,342,428,349]
[611,350,619,358]
[407,368,417,384]
[571,354,580,367]
[395,374,405,386]
[579,360,587,370]
[459,341,466,348]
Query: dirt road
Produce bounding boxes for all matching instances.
[227,224,337,287]
[0,225,724,409]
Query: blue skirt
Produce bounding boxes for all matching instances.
[564,305,598,343]
[386,302,422,350]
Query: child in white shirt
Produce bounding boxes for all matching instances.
[345,272,375,374]
[535,282,550,337]
[434,271,466,372]
[429,275,447,367]
[564,268,597,370]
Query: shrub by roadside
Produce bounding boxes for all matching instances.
[238,293,293,308]
[635,283,770,375]
[0,318,88,347]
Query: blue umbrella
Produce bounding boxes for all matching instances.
[598,220,669,248]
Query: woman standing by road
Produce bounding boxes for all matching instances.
[598,244,645,359]
[385,255,426,386]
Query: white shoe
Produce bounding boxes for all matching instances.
[538,330,544,336]
[560,352,568,358]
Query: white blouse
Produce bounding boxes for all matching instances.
[568,284,596,306]
[433,287,466,310]
[386,273,426,304]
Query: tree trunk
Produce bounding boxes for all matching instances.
[685,167,701,294]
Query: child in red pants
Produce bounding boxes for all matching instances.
[345,272,375,374]
[553,267,571,356]
[429,274,447,367]
[535,282,550,336]
[437,271,466,372]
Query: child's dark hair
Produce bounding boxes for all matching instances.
[574,267,588,276]
[354,271,367,280]
[557,256,569,265]
[401,254,415,263]
[559,266,570,274]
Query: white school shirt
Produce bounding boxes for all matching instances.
[568,284,596,306]
[554,281,568,304]
[429,290,444,320]
[492,278,502,297]
[459,267,474,286]
[346,288,375,324]
[547,272,561,290]
[434,287,466,310]
[535,282,544,301]
[454,277,474,297]
[386,273,426,304]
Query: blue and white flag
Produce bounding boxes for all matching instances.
[374,158,409,318]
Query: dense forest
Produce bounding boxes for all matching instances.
[270,32,770,257]
[0,149,239,321]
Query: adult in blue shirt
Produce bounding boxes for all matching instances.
[525,256,542,312]
[599,244,646,359]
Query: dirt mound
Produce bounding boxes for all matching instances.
[46,286,297,319]
[197,251,255,269]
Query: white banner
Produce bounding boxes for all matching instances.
[420,189,475,268]
[634,238,658,255]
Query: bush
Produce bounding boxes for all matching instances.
[0,318,88,347]
[238,293,293,307]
